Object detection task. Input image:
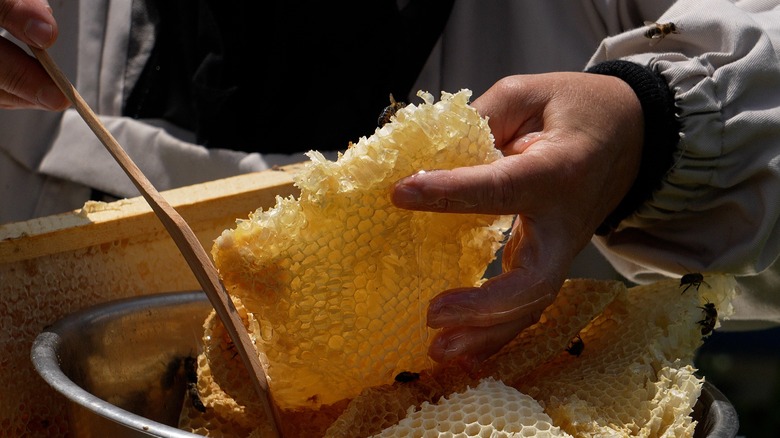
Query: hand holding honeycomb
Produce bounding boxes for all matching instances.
[180,89,737,437]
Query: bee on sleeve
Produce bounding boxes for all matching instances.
[377,93,407,127]
[644,21,680,45]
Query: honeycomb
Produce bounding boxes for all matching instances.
[178,295,348,438]
[190,295,264,432]
[182,89,738,437]
[181,276,735,437]
[508,275,735,437]
[210,89,513,410]
[323,278,624,437]
[371,377,572,438]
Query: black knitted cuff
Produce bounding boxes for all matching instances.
[586,60,680,235]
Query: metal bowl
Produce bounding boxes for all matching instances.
[32,291,208,437]
[32,291,739,437]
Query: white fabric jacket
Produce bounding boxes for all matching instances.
[590,0,780,329]
[2,0,779,327]
[0,0,306,224]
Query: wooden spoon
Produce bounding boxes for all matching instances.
[29,46,283,437]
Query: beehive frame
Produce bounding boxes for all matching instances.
[0,164,303,435]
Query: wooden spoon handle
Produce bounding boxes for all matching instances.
[29,46,282,437]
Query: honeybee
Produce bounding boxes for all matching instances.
[565,334,585,357]
[698,301,718,337]
[679,272,708,295]
[226,339,239,359]
[184,356,206,412]
[644,21,679,45]
[377,93,407,127]
[394,371,421,383]
[160,356,183,390]
[680,272,709,295]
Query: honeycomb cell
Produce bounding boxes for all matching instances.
[370,378,571,437]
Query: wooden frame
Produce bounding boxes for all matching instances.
[0,164,303,434]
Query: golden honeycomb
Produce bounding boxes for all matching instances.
[509,274,735,437]
[210,89,513,410]
[371,377,572,437]
[181,89,738,437]
[182,276,735,437]
[323,278,624,437]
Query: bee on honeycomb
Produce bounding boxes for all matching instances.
[565,334,585,357]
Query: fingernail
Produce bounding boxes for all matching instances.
[455,355,483,374]
[37,85,67,109]
[427,303,465,327]
[392,183,422,207]
[432,334,465,361]
[25,19,54,48]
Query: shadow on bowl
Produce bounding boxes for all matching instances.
[31,291,739,437]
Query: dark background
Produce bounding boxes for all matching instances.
[695,326,780,437]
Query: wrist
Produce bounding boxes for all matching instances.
[586,60,680,235]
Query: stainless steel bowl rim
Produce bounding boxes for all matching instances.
[31,291,204,438]
[31,291,739,438]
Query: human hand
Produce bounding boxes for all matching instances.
[392,72,644,366]
[0,0,68,110]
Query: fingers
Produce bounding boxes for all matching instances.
[426,274,558,364]
[392,165,510,213]
[392,151,558,215]
[426,214,573,364]
[390,77,559,214]
[426,261,560,363]
[0,36,67,109]
[470,75,550,153]
[0,0,57,48]
[0,88,33,108]
[0,0,67,110]
[427,273,556,329]
[428,317,535,364]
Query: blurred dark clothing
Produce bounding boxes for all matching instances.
[125,0,454,153]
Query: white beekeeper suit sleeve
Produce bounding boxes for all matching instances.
[587,0,780,329]
[416,0,780,328]
[0,0,304,225]
[413,0,675,280]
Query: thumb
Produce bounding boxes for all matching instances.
[0,0,58,48]
[391,153,550,215]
